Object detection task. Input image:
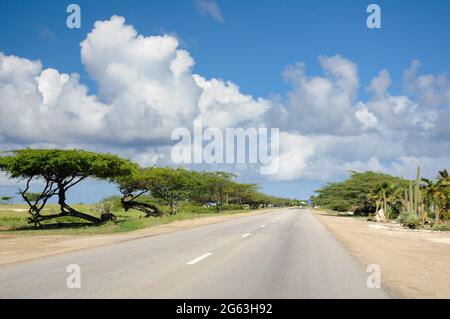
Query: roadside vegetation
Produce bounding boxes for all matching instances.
[312,168,450,231]
[0,149,299,233]
[0,201,259,235]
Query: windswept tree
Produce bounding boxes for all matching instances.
[0,149,134,226]
[115,166,162,217]
[116,167,199,216]
[227,183,260,207]
[200,172,236,212]
[0,195,14,204]
[146,167,196,215]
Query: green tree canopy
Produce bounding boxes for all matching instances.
[312,171,409,214]
[0,149,134,226]
[145,167,196,215]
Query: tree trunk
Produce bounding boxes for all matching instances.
[169,202,177,215]
[435,207,440,224]
[57,183,102,224]
[121,197,162,217]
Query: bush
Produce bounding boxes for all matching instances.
[328,199,353,212]
[442,211,450,221]
[100,196,123,212]
[398,211,421,229]
[354,205,375,216]
[432,223,450,232]
[178,201,214,214]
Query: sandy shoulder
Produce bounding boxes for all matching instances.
[313,210,450,299]
[0,209,276,267]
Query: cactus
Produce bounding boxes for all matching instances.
[408,181,413,214]
[404,166,421,217]
[414,166,421,216]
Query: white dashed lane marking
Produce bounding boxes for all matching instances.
[186,253,212,265]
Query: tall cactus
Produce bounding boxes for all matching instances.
[408,181,413,214]
[405,166,421,216]
[414,166,421,216]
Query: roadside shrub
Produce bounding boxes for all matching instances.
[398,211,421,229]
[328,200,353,212]
[100,196,123,212]
[95,201,116,222]
[431,224,450,232]
[442,211,450,221]
[354,205,375,216]
[178,201,214,214]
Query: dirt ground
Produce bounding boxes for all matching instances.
[0,209,275,267]
[314,211,450,299]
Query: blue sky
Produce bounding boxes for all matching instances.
[1,0,449,97]
[0,0,449,203]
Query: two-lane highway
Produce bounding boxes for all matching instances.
[0,209,389,298]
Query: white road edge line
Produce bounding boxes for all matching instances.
[242,233,252,238]
[186,253,212,265]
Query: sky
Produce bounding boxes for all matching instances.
[0,0,449,203]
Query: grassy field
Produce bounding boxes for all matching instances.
[0,202,250,236]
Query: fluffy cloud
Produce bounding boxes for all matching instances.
[270,132,315,181]
[0,15,448,186]
[193,74,270,128]
[267,57,449,181]
[0,53,107,143]
[281,56,360,135]
[0,16,268,147]
[355,102,379,130]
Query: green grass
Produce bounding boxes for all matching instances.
[0,203,254,236]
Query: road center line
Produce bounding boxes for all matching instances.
[186,253,212,265]
[242,233,251,238]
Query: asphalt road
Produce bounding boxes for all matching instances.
[0,209,389,298]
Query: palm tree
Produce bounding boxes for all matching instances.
[422,175,447,224]
[421,178,437,220]
[369,186,384,215]
[436,169,450,216]
[369,183,399,219]
[437,169,449,180]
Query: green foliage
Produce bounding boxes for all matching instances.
[0,149,136,226]
[195,171,236,211]
[0,196,14,204]
[21,192,42,202]
[313,171,409,215]
[431,223,450,232]
[398,211,421,229]
[0,149,135,181]
[421,169,450,223]
[100,195,123,212]
[145,167,196,214]
[0,148,298,228]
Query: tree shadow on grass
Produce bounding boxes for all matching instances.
[2,222,97,232]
